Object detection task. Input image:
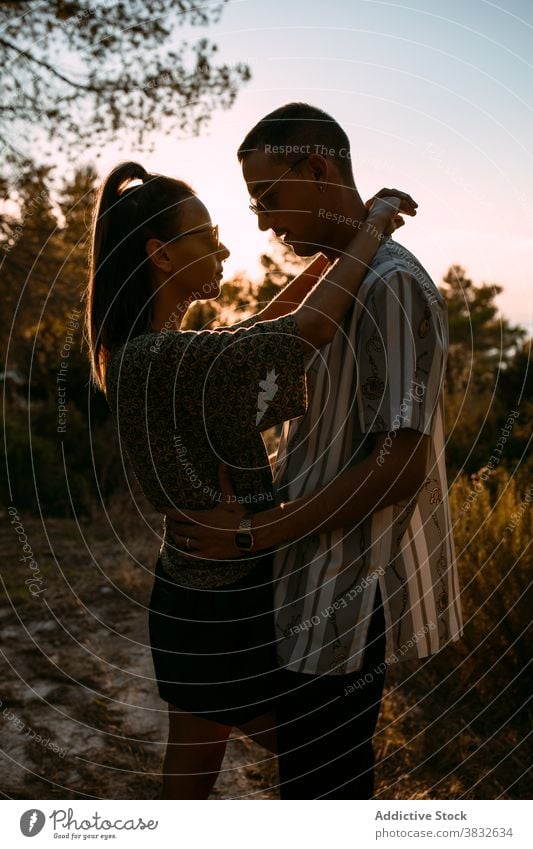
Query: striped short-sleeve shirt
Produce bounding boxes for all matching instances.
[272,238,463,676]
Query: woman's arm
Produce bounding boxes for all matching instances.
[215,193,414,350]
[212,253,330,331]
[214,189,414,335]
[292,196,408,353]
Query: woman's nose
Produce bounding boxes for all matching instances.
[218,241,230,260]
[257,210,272,232]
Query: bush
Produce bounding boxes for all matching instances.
[1,401,126,517]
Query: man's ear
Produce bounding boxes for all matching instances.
[306,153,329,188]
[146,238,173,272]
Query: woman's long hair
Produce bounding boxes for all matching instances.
[84,161,194,392]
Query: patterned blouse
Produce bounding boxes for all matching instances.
[105,314,307,588]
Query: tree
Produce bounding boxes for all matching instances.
[0,1,251,369]
[1,166,97,403]
[439,265,528,476]
[494,338,533,469]
[440,265,526,390]
[1,166,127,515]
[0,1,250,209]
[1,165,65,370]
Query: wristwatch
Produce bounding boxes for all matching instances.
[235,514,254,551]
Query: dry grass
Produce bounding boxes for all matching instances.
[373,465,531,799]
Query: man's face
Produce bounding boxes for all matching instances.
[242,150,330,257]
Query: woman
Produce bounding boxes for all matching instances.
[84,161,415,799]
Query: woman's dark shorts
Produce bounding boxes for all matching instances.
[148,556,280,727]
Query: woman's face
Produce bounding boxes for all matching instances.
[159,196,230,301]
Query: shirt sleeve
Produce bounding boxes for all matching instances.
[356,271,448,436]
[168,313,308,433]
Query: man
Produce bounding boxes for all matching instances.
[167,103,463,798]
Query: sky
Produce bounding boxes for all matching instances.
[93,0,533,334]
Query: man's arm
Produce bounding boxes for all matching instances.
[252,428,428,550]
[165,428,429,560]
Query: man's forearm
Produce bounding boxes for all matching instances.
[252,449,421,551]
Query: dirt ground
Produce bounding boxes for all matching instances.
[1,501,281,799]
[1,498,528,800]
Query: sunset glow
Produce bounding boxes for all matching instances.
[90,0,532,333]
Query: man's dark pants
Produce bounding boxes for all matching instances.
[275,585,387,799]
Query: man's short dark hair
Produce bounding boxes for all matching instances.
[238,102,355,183]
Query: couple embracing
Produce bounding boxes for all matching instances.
[84,102,463,799]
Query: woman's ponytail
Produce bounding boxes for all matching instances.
[84,161,194,392]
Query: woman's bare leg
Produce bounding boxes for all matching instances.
[236,710,278,754]
[162,704,232,799]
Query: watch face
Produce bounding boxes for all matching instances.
[236,532,253,550]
